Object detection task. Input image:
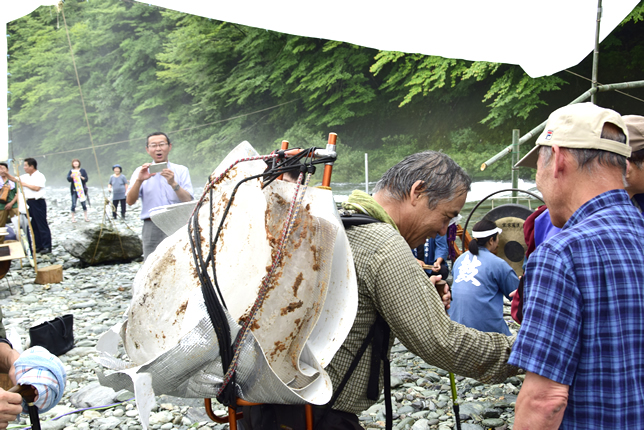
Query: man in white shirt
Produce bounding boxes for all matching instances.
[8,158,51,254]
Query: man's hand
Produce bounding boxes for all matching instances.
[430,276,451,310]
[137,163,153,182]
[160,168,176,187]
[0,389,22,429]
[432,257,444,272]
[514,371,568,429]
[416,259,425,268]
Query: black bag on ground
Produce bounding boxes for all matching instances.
[29,314,74,356]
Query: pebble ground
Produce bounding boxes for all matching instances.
[2,187,521,430]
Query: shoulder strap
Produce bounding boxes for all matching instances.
[317,314,392,430]
[340,212,382,228]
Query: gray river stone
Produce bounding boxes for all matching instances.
[62,223,142,264]
[70,382,117,408]
[40,415,71,430]
[481,417,506,428]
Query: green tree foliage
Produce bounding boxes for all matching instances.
[7,0,644,188]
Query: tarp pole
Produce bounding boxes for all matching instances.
[480,80,644,170]
[591,0,603,104]
[511,130,519,204]
[364,153,369,194]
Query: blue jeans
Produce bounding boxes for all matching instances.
[71,192,87,212]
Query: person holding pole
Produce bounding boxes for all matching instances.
[0,163,18,245]
[7,158,51,254]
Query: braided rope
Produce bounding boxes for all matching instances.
[189,154,278,220]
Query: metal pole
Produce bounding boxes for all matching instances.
[511,130,519,204]
[591,0,602,104]
[481,80,644,170]
[364,153,369,194]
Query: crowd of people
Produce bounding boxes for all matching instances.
[2,104,644,429]
[241,103,644,429]
[1,131,194,260]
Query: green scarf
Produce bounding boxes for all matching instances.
[342,190,399,233]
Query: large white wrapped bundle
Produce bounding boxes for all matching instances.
[95,142,358,429]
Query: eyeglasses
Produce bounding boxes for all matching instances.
[147,142,169,149]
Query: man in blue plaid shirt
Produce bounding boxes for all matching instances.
[510,103,644,429]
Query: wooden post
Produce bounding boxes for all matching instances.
[12,161,38,272]
[34,264,63,285]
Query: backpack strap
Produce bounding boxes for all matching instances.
[317,314,392,430]
[340,212,381,228]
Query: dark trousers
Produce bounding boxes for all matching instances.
[27,199,52,250]
[112,199,126,218]
[142,219,168,261]
[71,192,87,212]
[240,404,363,430]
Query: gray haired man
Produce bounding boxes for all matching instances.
[241,151,517,429]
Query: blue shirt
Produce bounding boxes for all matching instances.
[509,189,644,429]
[533,208,561,246]
[128,161,194,219]
[448,247,518,335]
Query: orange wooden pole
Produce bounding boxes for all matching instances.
[228,406,238,430]
[321,132,337,188]
[278,140,289,180]
[305,404,314,429]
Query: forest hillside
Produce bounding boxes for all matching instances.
[7,0,644,186]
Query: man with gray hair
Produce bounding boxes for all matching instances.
[510,103,644,428]
[241,151,517,429]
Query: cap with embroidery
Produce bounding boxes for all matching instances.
[515,103,630,169]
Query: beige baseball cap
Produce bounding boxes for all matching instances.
[623,115,644,153]
[515,102,630,169]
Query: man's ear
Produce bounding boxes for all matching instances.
[409,180,425,206]
[552,145,568,179]
[626,159,632,181]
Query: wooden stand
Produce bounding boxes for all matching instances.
[34,264,63,285]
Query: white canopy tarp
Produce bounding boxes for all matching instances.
[2,0,640,159]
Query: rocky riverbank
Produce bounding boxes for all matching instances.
[2,187,521,430]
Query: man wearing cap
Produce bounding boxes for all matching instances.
[108,164,129,220]
[510,103,644,428]
[126,132,193,260]
[623,115,644,213]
